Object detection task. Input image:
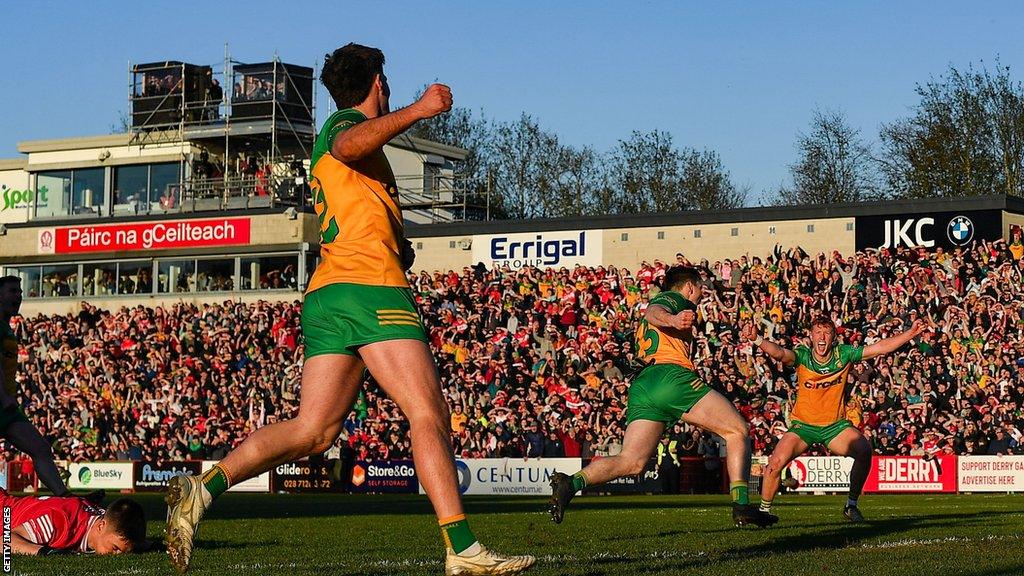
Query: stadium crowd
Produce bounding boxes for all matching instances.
[4,234,1024,467]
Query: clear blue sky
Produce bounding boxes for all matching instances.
[4,1,1023,204]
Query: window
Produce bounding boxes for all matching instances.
[657,231,665,240]
[621,233,629,241]
[731,227,739,237]
[113,165,149,215]
[6,266,41,298]
[449,241,456,249]
[35,169,107,217]
[150,163,180,212]
[35,171,71,218]
[846,222,855,231]
[119,262,153,295]
[71,168,105,216]
[240,255,298,290]
[423,164,440,196]
[807,224,815,233]
[769,226,777,235]
[41,265,80,298]
[82,262,119,296]
[416,242,423,250]
[157,259,195,293]
[196,259,236,292]
[693,229,702,239]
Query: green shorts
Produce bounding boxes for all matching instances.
[302,283,427,358]
[0,405,30,432]
[625,364,711,425]
[789,419,854,446]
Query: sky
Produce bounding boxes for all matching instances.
[4,1,1024,204]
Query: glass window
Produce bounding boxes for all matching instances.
[35,171,71,218]
[196,259,235,292]
[71,168,106,216]
[234,73,282,102]
[150,163,180,211]
[118,262,153,295]
[82,262,119,296]
[241,255,298,290]
[157,259,195,293]
[40,265,80,298]
[113,165,148,215]
[7,266,41,299]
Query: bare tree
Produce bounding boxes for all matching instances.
[680,149,746,210]
[781,109,879,205]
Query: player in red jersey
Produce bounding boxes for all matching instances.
[0,489,146,555]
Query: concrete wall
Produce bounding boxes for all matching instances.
[406,216,858,271]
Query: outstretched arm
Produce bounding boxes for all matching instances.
[741,320,797,366]
[862,319,926,360]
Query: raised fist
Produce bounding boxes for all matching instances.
[414,83,453,119]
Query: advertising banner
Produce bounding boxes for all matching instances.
[0,170,32,225]
[582,457,662,494]
[957,456,1024,492]
[37,217,251,254]
[133,461,202,492]
[349,460,418,494]
[420,458,581,496]
[201,460,270,493]
[68,462,134,490]
[270,460,340,493]
[864,455,957,493]
[471,230,603,270]
[787,456,854,492]
[855,210,1002,251]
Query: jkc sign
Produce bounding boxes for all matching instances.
[38,218,251,254]
[472,230,603,270]
[855,210,1001,250]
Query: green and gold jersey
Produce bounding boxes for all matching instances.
[791,344,863,426]
[635,291,696,370]
[307,108,407,293]
[1,322,18,397]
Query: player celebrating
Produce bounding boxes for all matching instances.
[0,276,72,496]
[165,44,534,575]
[743,315,926,522]
[1,489,146,555]
[548,266,778,528]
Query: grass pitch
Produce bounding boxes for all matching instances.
[12,492,1024,575]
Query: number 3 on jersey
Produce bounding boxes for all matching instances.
[635,320,659,361]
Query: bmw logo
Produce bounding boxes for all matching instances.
[947,215,974,246]
[455,460,471,494]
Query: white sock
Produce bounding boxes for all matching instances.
[846,498,858,508]
[457,541,482,557]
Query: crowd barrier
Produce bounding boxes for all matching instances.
[4,455,1023,494]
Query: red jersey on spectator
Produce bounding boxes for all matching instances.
[0,490,102,552]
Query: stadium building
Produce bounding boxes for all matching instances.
[1,56,1022,316]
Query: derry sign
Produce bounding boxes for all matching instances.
[38,218,251,254]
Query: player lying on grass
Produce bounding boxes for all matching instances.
[549,266,778,528]
[165,44,533,575]
[743,315,926,522]
[1,489,146,555]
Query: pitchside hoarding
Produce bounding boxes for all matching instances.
[855,210,1002,251]
[271,460,340,493]
[471,230,602,270]
[957,456,1024,492]
[787,456,854,492]
[420,458,581,496]
[68,462,134,490]
[863,455,957,493]
[36,218,251,254]
[349,460,418,494]
[133,461,202,492]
